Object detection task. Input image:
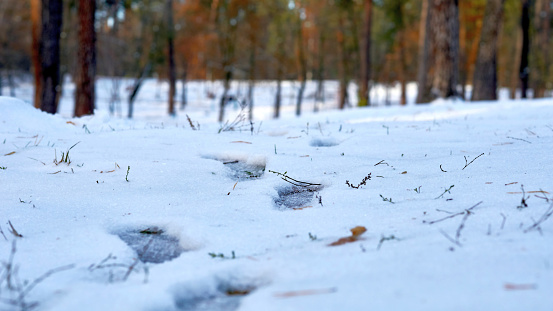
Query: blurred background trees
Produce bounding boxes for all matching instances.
[0,0,551,118]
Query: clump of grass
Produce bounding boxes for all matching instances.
[53,142,80,166]
[218,107,251,133]
[308,232,317,241]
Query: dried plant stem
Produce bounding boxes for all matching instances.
[425,201,483,224]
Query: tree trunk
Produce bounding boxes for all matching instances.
[219,70,232,123]
[180,61,188,110]
[520,0,530,98]
[31,0,42,108]
[128,63,151,119]
[314,30,325,112]
[532,0,551,98]
[166,0,176,116]
[40,0,63,114]
[416,0,433,103]
[398,30,407,106]
[247,31,256,121]
[471,0,504,101]
[431,0,460,99]
[337,10,349,109]
[7,71,15,97]
[74,0,96,117]
[509,26,523,99]
[274,72,282,119]
[295,11,307,116]
[359,0,372,107]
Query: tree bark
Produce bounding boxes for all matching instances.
[39,0,63,114]
[31,0,42,109]
[416,0,433,103]
[431,0,460,99]
[359,0,372,107]
[520,0,530,98]
[166,0,176,116]
[471,0,504,101]
[74,0,96,117]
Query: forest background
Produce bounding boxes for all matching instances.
[0,0,551,121]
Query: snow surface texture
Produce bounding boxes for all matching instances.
[1,86,553,311]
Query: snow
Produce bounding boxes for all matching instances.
[1,80,553,311]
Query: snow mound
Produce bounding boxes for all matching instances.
[0,96,74,134]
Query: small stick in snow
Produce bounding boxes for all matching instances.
[435,185,455,200]
[374,160,389,166]
[425,201,482,224]
[500,213,507,230]
[345,173,371,189]
[462,153,484,170]
[524,203,553,233]
[507,136,531,144]
[0,225,7,241]
[455,210,472,244]
[7,220,22,238]
[439,229,461,247]
[517,185,529,209]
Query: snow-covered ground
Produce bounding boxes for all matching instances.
[1,79,552,311]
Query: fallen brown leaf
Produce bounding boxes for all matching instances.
[4,151,16,156]
[274,288,337,298]
[230,141,252,144]
[504,283,536,290]
[328,226,367,246]
[292,205,313,210]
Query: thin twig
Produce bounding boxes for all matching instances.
[455,211,472,244]
[435,185,455,199]
[507,136,531,143]
[0,225,7,241]
[462,153,485,170]
[20,264,74,298]
[500,213,507,230]
[7,221,22,238]
[425,201,482,224]
[439,229,462,247]
[374,160,389,166]
[269,170,321,187]
[524,203,553,233]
